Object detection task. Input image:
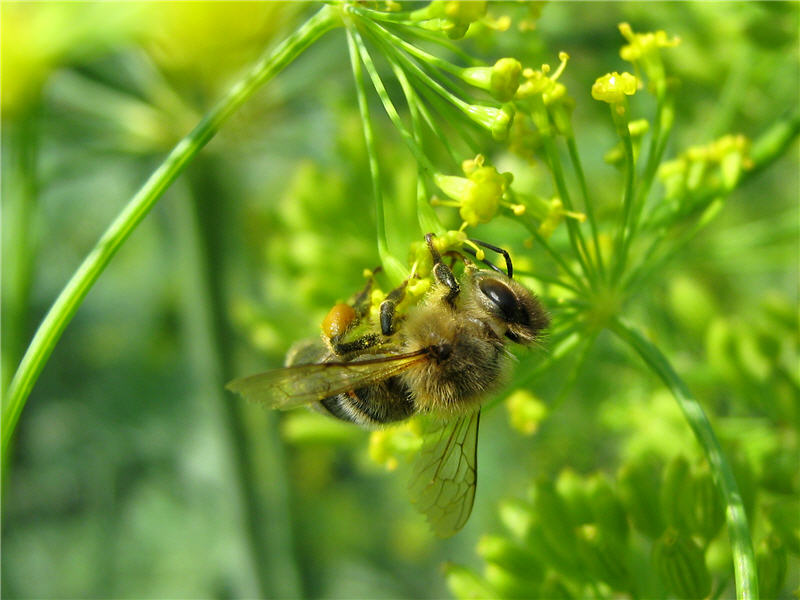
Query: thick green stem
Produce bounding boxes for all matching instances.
[610,317,759,600]
[185,158,302,599]
[2,4,339,461]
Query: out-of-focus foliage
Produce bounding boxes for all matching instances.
[2,2,797,599]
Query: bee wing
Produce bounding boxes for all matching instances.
[408,411,480,538]
[226,349,427,410]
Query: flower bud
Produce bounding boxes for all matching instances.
[529,479,581,574]
[685,464,724,542]
[586,473,629,544]
[652,528,711,600]
[463,104,514,140]
[462,58,523,102]
[576,524,630,591]
[490,58,523,102]
[618,453,665,539]
[557,469,593,527]
[660,454,691,530]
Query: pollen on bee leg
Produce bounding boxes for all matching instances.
[321,303,356,339]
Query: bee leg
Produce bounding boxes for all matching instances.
[331,333,382,356]
[379,280,408,336]
[350,265,382,318]
[425,233,460,307]
[469,238,513,278]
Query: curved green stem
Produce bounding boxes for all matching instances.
[2,4,339,462]
[610,317,759,600]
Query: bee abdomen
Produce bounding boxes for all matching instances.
[317,377,415,427]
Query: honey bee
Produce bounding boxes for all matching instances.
[227,234,548,536]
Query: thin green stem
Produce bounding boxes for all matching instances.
[515,270,583,295]
[483,321,583,412]
[394,66,448,235]
[362,16,466,80]
[611,109,637,284]
[349,5,483,68]
[362,21,460,168]
[347,27,409,285]
[551,330,599,412]
[183,160,303,598]
[515,205,590,297]
[346,24,436,175]
[1,4,339,462]
[635,90,672,207]
[395,61,459,169]
[610,317,759,600]
[355,15,501,136]
[540,135,597,287]
[566,136,606,280]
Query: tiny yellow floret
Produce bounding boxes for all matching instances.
[591,71,638,104]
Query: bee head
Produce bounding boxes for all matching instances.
[471,272,549,344]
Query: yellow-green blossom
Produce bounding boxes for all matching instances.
[433,156,513,227]
[657,134,751,199]
[514,52,573,136]
[591,71,638,104]
[618,22,679,89]
[516,52,570,103]
[539,197,586,238]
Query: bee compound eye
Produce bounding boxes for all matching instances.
[479,278,524,323]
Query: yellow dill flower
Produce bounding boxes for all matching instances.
[433,156,514,227]
[618,22,680,89]
[591,71,639,104]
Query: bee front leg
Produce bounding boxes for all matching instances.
[425,233,460,307]
[379,280,408,336]
[330,333,382,356]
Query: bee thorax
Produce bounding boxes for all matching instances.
[428,343,453,362]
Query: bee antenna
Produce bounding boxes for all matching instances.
[468,239,513,278]
[461,245,505,275]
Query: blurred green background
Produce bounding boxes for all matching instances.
[2,2,798,598]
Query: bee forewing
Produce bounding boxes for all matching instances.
[226,349,428,410]
[409,411,480,538]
